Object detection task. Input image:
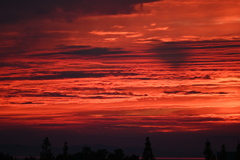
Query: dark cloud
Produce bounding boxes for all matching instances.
[149,42,191,67]
[163,90,228,95]
[1,88,37,98]
[125,77,154,80]
[98,92,132,95]
[55,45,90,50]
[0,0,160,24]
[113,115,226,127]
[179,117,225,122]
[0,70,138,81]
[32,47,130,58]
[98,91,145,96]
[185,91,202,95]
[149,40,240,67]
[22,92,78,98]
[226,52,240,55]
[164,91,182,94]
[20,102,35,104]
[80,96,127,99]
[62,87,106,91]
[190,75,211,80]
[8,102,44,105]
[0,62,31,68]
[0,71,104,81]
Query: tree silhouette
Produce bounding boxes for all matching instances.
[211,154,217,160]
[236,142,240,160]
[108,148,125,160]
[203,139,213,160]
[219,144,226,160]
[95,149,108,160]
[142,137,155,160]
[70,146,95,160]
[63,142,69,159]
[56,141,69,160]
[125,154,140,160]
[0,152,15,160]
[40,137,54,160]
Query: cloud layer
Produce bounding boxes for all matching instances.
[0,0,240,152]
[0,0,159,24]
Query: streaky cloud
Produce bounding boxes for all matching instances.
[31,47,130,57]
[0,70,138,81]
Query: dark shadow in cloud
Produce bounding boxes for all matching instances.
[139,116,226,126]
[185,91,202,95]
[184,91,228,95]
[63,87,106,91]
[1,88,38,98]
[226,52,240,55]
[148,40,240,67]
[22,92,78,98]
[80,96,128,99]
[217,92,228,94]
[149,42,191,67]
[0,62,31,68]
[0,70,139,81]
[2,90,77,104]
[164,90,228,95]
[0,71,105,81]
[55,45,90,50]
[190,75,211,80]
[32,47,130,58]
[20,102,44,105]
[124,77,155,80]
[179,117,225,122]
[97,91,147,97]
[159,75,212,81]
[164,91,182,94]
[0,0,160,24]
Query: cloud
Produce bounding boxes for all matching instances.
[0,62,31,68]
[149,42,192,67]
[0,70,138,81]
[148,40,240,67]
[163,91,182,94]
[0,0,160,24]
[96,91,147,97]
[148,27,169,31]
[81,96,128,99]
[66,87,106,91]
[90,31,143,39]
[32,47,130,58]
[55,45,90,49]
[20,102,44,104]
[179,117,225,122]
[22,92,78,98]
[163,90,228,95]
[90,31,140,36]
[185,91,202,95]
[0,71,104,81]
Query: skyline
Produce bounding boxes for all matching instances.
[0,0,240,155]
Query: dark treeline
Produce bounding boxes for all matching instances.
[2,138,240,160]
[0,152,16,160]
[203,139,240,160]
[0,137,155,160]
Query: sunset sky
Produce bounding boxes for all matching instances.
[0,0,240,155]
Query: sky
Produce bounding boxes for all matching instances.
[0,0,240,156]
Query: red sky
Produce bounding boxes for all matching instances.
[0,0,240,155]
